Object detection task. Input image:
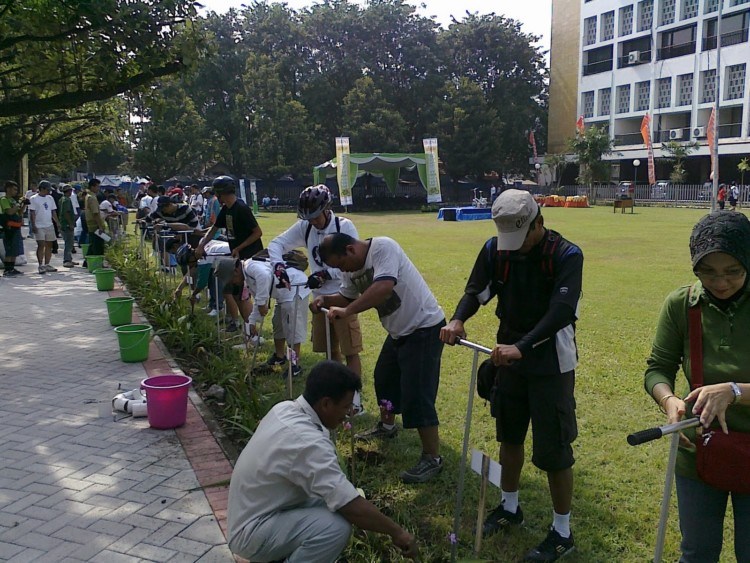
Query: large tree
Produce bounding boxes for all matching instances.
[0,0,200,118]
[341,76,408,152]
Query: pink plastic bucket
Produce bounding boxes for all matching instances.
[141,374,192,429]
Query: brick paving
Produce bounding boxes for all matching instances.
[0,246,235,562]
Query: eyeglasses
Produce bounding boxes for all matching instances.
[694,268,746,282]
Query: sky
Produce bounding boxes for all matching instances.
[199,0,553,52]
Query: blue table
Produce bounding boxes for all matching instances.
[437,207,492,221]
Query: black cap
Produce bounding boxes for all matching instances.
[156,195,172,208]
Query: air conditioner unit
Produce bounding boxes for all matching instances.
[627,51,640,64]
[669,129,684,140]
[693,126,707,138]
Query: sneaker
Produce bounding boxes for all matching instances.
[38,265,46,274]
[3,269,22,277]
[266,354,287,367]
[207,309,220,318]
[355,422,398,441]
[71,261,80,265]
[291,364,303,377]
[45,265,58,272]
[522,528,575,562]
[225,320,238,333]
[63,262,75,268]
[483,502,524,536]
[399,454,443,484]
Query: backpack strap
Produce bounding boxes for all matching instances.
[540,230,561,278]
[335,216,340,233]
[688,284,704,390]
[304,216,340,246]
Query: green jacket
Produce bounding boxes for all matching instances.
[644,282,750,478]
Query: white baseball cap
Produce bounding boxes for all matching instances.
[491,189,539,251]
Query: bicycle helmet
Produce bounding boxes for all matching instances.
[212,175,236,195]
[298,185,332,220]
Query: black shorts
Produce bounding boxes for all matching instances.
[373,320,445,429]
[493,369,577,472]
[2,228,21,258]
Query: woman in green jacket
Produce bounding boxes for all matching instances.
[644,211,750,562]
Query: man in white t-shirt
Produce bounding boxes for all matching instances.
[188,184,204,217]
[28,181,60,274]
[314,233,446,484]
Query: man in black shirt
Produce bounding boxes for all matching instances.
[440,189,583,563]
[195,176,263,260]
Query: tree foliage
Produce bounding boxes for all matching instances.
[660,140,698,183]
[568,126,614,185]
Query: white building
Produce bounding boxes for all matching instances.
[570,0,749,182]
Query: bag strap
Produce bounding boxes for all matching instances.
[688,289,704,390]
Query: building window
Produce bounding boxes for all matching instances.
[584,16,597,45]
[583,45,614,75]
[658,25,697,59]
[677,74,694,105]
[620,5,634,35]
[701,69,717,103]
[657,77,672,108]
[730,0,749,6]
[660,0,676,25]
[703,12,750,50]
[638,0,654,30]
[583,91,595,118]
[725,63,746,100]
[601,11,615,40]
[681,0,699,19]
[617,84,631,113]
[636,81,651,111]
[599,88,612,116]
[704,0,718,13]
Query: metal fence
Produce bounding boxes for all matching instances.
[548,183,747,207]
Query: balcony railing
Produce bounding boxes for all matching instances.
[613,132,646,146]
[583,59,614,75]
[657,41,697,59]
[617,50,652,68]
[718,123,743,138]
[654,127,691,142]
[702,28,749,49]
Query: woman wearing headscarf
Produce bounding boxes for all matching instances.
[644,211,750,562]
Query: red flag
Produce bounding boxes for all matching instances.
[707,108,716,178]
[576,115,585,134]
[529,130,538,164]
[640,114,656,185]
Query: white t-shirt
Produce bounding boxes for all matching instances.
[189,193,204,213]
[338,237,444,338]
[243,259,310,323]
[29,194,56,228]
[149,196,159,214]
[99,200,115,219]
[227,395,359,550]
[139,195,153,209]
[267,211,359,296]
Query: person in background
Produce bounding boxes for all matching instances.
[202,186,221,231]
[189,184,204,219]
[84,178,107,265]
[195,176,263,261]
[440,189,583,562]
[227,361,419,563]
[28,181,60,274]
[1,180,27,276]
[59,185,78,268]
[644,211,750,563]
[100,192,120,238]
[729,181,740,211]
[315,233,446,484]
[76,186,88,246]
[717,184,727,210]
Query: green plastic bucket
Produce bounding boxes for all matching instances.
[81,243,90,257]
[87,255,105,273]
[94,268,115,291]
[114,324,152,363]
[105,296,134,326]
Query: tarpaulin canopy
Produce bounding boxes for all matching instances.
[313,153,429,194]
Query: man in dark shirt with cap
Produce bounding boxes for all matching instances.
[440,189,583,562]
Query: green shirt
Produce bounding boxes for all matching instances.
[644,282,750,478]
[0,195,22,226]
[59,195,75,229]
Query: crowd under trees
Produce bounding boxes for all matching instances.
[0,0,548,184]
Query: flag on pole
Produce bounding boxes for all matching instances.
[576,115,585,134]
[422,138,442,203]
[640,114,656,185]
[335,137,353,206]
[529,130,538,164]
[707,108,716,178]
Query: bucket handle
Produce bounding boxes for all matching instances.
[117,330,152,351]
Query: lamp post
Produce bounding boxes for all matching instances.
[633,159,640,197]
[535,162,541,186]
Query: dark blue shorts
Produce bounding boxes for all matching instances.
[373,320,445,429]
[494,369,577,472]
[3,228,21,258]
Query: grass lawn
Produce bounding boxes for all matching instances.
[243,205,743,562]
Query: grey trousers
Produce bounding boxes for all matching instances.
[229,498,351,563]
[62,227,75,263]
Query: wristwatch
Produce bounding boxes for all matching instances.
[729,382,742,404]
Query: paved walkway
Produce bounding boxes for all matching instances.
[0,242,236,562]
